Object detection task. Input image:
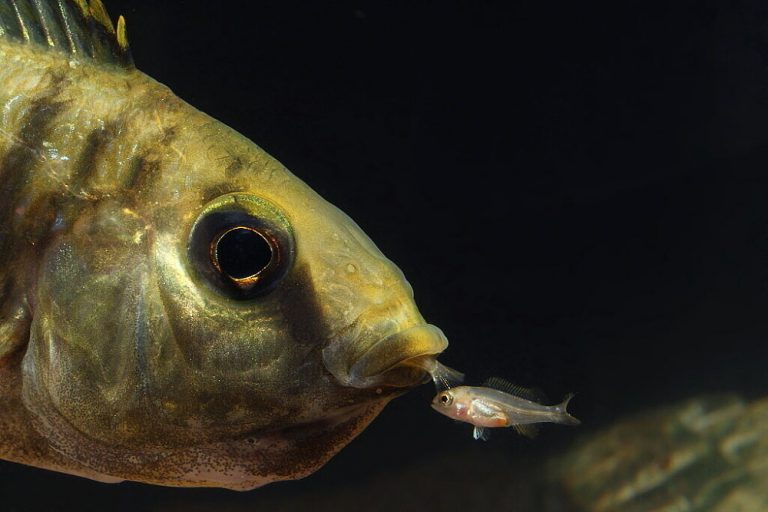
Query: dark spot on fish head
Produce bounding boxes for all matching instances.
[123,155,161,196]
[224,155,244,178]
[160,126,176,143]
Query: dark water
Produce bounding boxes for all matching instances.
[4,1,768,510]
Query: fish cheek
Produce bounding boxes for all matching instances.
[275,264,384,410]
[156,259,375,426]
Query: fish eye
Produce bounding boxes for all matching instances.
[212,227,274,281]
[189,194,295,300]
[439,392,453,406]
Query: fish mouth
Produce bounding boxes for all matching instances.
[324,323,449,389]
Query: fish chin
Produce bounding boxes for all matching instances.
[325,324,449,389]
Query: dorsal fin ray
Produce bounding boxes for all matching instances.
[0,0,133,68]
[482,377,548,403]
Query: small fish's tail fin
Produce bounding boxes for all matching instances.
[555,392,581,426]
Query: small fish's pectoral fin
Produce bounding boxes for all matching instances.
[482,377,548,404]
[512,424,539,439]
[473,426,490,441]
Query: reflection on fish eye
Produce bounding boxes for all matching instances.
[212,226,274,280]
[440,392,453,406]
[189,194,295,300]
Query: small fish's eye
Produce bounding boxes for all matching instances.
[439,392,453,406]
[189,194,295,300]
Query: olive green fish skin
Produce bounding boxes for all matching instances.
[0,7,447,489]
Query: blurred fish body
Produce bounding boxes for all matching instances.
[432,378,580,440]
[0,0,449,489]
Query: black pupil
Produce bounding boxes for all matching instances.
[216,228,272,279]
[441,395,449,403]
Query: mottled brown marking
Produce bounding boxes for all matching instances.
[70,122,117,192]
[19,192,58,244]
[160,125,176,144]
[0,278,10,304]
[123,155,160,193]
[122,124,177,195]
[223,154,244,178]
[0,89,66,262]
[0,72,67,368]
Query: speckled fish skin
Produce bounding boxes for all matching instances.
[0,0,448,489]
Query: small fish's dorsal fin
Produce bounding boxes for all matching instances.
[0,0,133,68]
[482,377,548,403]
[512,424,539,439]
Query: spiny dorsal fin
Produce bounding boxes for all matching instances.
[0,0,133,68]
[482,377,548,404]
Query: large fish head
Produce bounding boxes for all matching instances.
[20,84,447,489]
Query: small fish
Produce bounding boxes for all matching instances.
[431,377,580,440]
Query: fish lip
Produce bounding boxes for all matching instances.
[345,323,449,389]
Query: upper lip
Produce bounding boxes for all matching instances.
[345,323,448,388]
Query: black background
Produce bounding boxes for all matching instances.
[4,1,768,510]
